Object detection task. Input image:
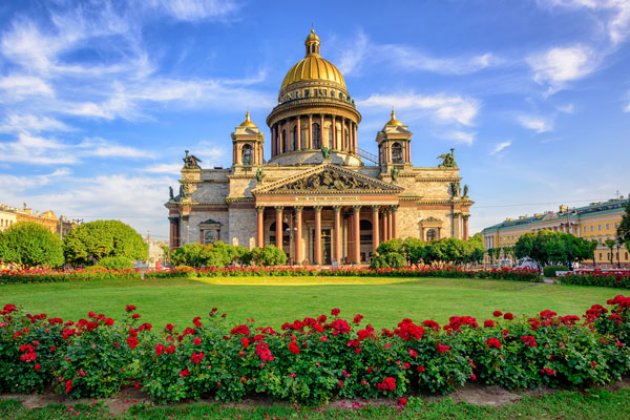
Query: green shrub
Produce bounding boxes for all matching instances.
[251,245,287,266]
[97,256,134,270]
[544,265,569,277]
[0,222,64,269]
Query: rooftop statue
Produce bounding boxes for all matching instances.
[183,150,202,170]
[437,148,457,168]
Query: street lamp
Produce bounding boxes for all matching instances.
[284,214,298,266]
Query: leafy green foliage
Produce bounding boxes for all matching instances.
[617,199,630,253]
[96,256,134,270]
[543,265,569,277]
[63,220,147,265]
[251,244,287,266]
[170,241,252,268]
[514,230,596,268]
[373,236,484,268]
[0,222,64,268]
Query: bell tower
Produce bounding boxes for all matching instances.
[231,112,264,167]
[376,109,412,168]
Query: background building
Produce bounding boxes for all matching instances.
[0,203,81,237]
[166,29,474,265]
[481,197,629,267]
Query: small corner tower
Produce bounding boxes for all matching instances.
[376,109,412,168]
[232,112,264,167]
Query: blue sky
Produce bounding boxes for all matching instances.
[1,0,629,241]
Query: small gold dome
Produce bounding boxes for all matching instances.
[385,109,404,128]
[280,29,347,92]
[239,112,257,128]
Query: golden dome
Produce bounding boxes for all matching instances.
[239,111,257,128]
[280,29,347,92]
[384,109,404,128]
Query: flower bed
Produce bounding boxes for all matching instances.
[558,270,630,289]
[0,268,140,285]
[1,295,628,405]
[0,266,541,285]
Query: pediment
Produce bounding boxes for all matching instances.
[252,164,403,195]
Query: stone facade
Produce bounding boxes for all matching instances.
[166,29,473,265]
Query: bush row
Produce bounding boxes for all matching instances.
[1,296,628,404]
[559,271,630,289]
[0,267,542,285]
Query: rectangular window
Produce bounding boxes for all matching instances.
[598,224,602,231]
[626,252,628,260]
[599,252,602,259]
[590,226,594,232]
[606,223,609,229]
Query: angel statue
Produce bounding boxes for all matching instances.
[183,150,202,169]
[169,186,174,200]
[463,184,469,197]
[255,168,265,183]
[437,148,457,168]
[321,146,331,160]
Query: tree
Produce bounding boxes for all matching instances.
[604,239,616,266]
[0,222,64,268]
[251,245,287,266]
[617,199,630,253]
[63,220,148,265]
[515,230,599,269]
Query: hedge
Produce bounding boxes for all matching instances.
[0,295,628,404]
[559,271,630,289]
[0,267,542,285]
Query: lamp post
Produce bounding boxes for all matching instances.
[284,214,297,266]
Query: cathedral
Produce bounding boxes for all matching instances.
[166,29,473,265]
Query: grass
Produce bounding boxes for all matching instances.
[0,276,621,329]
[0,387,629,419]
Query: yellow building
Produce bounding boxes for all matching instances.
[0,203,81,237]
[481,197,629,267]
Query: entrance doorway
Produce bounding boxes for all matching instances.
[313,228,332,265]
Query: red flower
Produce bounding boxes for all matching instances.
[331,308,341,316]
[377,377,396,391]
[470,373,477,381]
[125,305,136,313]
[65,379,73,394]
[422,319,440,332]
[127,336,139,349]
[191,352,204,364]
[165,344,176,354]
[493,310,502,317]
[486,337,502,349]
[503,313,514,320]
[132,314,141,319]
[34,363,41,372]
[255,342,274,362]
[484,320,495,328]
[179,369,190,377]
[416,365,425,373]
[353,314,364,324]
[192,317,202,328]
[230,325,250,336]
[520,335,537,347]
[164,323,175,333]
[288,340,301,355]
[104,318,114,326]
[193,336,202,346]
[436,343,450,354]
[408,349,418,358]
[398,397,407,407]
[540,367,556,376]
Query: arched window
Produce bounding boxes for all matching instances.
[242,144,253,166]
[204,230,219,245]
[312,123,321,149]
[292,126,298,151]
[392,143,403,164]
[426,229,437,242]
[282,129,287,153]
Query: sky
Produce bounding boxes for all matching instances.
[1,0,629,242]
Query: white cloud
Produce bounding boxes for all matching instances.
[0,134,150,165]
[143,163,183,174]
[490,141,512,155]
[526,45,599,94]
[557,103,575,113]
[0,168,70,191]
[334,31,500,76]
[624,100,630,113]
[0,75,54,100]
[440,130,475,145]
[517,115,554,133]
[0,114,72,133]
[141,0,239,22]
[359,93,480,126]
[542,0,630,45]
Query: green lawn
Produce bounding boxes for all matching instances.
[0,276,620,329]
[1,388,629,419]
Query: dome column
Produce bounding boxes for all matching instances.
[314,206,323,265]
[333,206,342,265]
[275,207,283,249]
[352,206,361,264]
[308,115,313,149]
[296,116,302,150]
[320,114,325,148]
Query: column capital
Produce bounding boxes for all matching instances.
[352,205,362,213]
[313,205,323,212]
[371,205,380,212]
[275,206,284,213]
[462,214,470,220]
[333,205,342,212]
[256,206,265,214]
[294,206,303,213]
[391,205,399,213]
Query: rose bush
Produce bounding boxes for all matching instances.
[1,295,628,403]
[559,270,630,289]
